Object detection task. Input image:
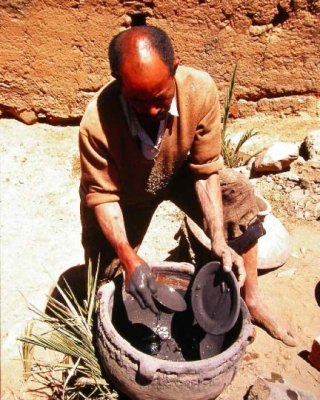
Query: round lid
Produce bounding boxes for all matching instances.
[191,261,240,335]
[152,282,187,312]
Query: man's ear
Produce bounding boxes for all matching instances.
[173,58,179,74]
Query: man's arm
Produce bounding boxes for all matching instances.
[195,172,246,287]
[94,202,158,313]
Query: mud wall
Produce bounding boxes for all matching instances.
[1,0,319,124]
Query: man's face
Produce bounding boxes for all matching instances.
[120,51,176,122]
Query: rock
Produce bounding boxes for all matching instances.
[281,171,300,182]
[297,194,308,207]
[305,200,315,210]
[233,165,251,178]
[314,204,320,219]
[277,268,297,278]
[246,377,317,400]
[9,108,38,125]
[253,142,299,173]
[289,189,306,203]
[309,161,320,169]
[296,156,307,165]
[18,109,38,125]
[296,211,304,219]
[304,211,313,220]
[300,179,312,190]
[302,131,320,161]
[253,159,320,221]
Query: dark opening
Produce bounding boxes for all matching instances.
[130,13,147,26]
[271,4,290,26]
[315,281,320,306]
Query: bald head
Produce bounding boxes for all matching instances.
[108,26,176,79]
[108,26,178,121]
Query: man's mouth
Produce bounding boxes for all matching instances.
[139,111,168,122]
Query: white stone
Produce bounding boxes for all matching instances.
[253,142,299,173]
[303,130,320,161]
[277,268,297,278]
[289,189,306,204]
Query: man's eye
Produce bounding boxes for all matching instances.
[157,96,168,103]
[132,99,146,104]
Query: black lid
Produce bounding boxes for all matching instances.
[152,282,187,312]
[191,261,240,335]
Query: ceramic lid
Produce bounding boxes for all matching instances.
[152,281,187,312]
[191,261,240,335]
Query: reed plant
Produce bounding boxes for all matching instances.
[221,64,259,167]
[18,262,119,399]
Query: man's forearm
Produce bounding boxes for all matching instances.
[195,172,246,285]
[94,202,143,277]
[195,172,225,242]
[94,202,158,310]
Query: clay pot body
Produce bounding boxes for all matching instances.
[256,213,292,270]
[96,262,253,400]
[255,194,292,270]
[185,195,291,270]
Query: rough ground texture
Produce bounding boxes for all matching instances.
[1,0,319,124]
[1,116,319,399]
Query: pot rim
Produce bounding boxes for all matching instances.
[97,279,253,377]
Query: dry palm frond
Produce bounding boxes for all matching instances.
[18,260,119,399]
[221,64,260,168]
[20,320,35,381]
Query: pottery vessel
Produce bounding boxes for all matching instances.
[185,194,291,270]
[96,262,253,400]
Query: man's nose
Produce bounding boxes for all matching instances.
[147,105,161,117]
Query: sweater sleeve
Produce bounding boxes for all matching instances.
[188,77,224,176]
[79,127,120,208]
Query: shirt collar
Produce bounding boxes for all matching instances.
[169,94,179,117]
[119,92,178,160]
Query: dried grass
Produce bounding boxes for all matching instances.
[17,262,119,400]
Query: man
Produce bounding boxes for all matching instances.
[79,25,296,346]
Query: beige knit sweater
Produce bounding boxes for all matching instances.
[79,66,223,208]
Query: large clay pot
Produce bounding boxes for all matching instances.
[256,213,292,270]
[184,194,291,270]
[255,193,292,269]
[96,262,253,400]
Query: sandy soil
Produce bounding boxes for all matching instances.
[1,116,319,399]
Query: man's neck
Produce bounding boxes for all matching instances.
[136,114,161,144]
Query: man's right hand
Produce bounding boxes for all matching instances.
[126,262,159,314]
[93,203,159,313]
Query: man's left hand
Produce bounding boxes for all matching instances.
[211,239,246,287]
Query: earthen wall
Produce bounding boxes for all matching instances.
[1,0,319,124]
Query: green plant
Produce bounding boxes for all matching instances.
[18,262,119,400]
[221,64,259,168]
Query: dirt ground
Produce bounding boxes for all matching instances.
[1,115,319,399]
